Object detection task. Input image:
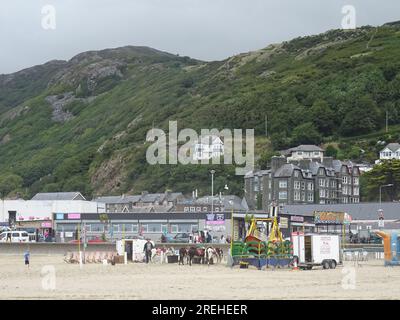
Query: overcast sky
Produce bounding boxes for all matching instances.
[0,0,399,74]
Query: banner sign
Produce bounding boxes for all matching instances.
[206,213,225,225]
[314,211,346,224]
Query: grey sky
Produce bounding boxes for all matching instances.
[0,0,399,74]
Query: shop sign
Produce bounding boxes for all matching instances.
[67,213,81,220]
[290,216,304,222]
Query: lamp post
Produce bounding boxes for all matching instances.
[379,183,393,206]
[210,170,215,216]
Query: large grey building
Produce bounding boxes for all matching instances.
[245,145,360,210]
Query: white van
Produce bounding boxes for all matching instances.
[0,231,30,243]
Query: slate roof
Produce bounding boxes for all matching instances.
[382,143,400,152]
[281,202,400,220]
[289,145,324,152]
[274,164,300,178]
[31,192,86,201]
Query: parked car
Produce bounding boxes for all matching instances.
[161,233,190,243]
[0,231,30,243]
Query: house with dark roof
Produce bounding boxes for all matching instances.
[31,192,86,201]
[95,191,185,213]
[245,151,360,210]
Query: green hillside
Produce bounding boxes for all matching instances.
[0,22,400,199]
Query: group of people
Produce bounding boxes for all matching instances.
[189,231,229,244]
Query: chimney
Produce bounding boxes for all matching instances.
[271,156,287,174]
[298,159,311,170]
[322,157,334,168]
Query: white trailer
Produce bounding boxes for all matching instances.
[292,233,341,270]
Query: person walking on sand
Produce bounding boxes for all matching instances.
[143,239,154,264]
[24,250,30,268]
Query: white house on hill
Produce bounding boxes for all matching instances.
[193,135,224,161]
[376,143,400,164]
[285,145,324,162]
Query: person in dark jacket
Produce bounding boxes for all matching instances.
[143,239,154,263]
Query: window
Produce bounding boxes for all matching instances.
[294,191,300,201]
[319,189,325,198]
[343,186,348,195]
[114,224,137,233]
[342,176,348,184]
[279,180,287,188]
[294,171,299,178]
[294,181,301,190]
[170,224,196,233]
[301,192,305,202]
[308,182,314,191]
[354,187,359,196]
[353,177,359,185]
[56,224,77,232]
[319,179,325,187]
[301,182,305,190]
[90,224,104,232]
[143,223,162,233]
[254,177,259,192]
[279,192,287,200]
[307,193,314,202]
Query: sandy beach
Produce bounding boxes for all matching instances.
[0,255,399,299]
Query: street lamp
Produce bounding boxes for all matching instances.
[379,184,393,205]
[210,170,215,216]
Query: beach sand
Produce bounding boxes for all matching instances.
[0,255,399,299]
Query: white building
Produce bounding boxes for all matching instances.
[286,145,324,162]
[193,135,224,161]
[376,143,400,164]
[0,200,103,224]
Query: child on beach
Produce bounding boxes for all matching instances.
[24,250,30,268]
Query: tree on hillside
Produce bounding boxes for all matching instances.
[325,145,338,158]
[290,122,322,146]
[362,160,400,201]
[0,174,23,198]
[257,150,280,169]
[310,99,335,135]
[339,95,382,136]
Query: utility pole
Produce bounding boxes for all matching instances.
[386,110,389,133]
[210,170,215,217]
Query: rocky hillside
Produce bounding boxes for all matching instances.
[0,22,400,199]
